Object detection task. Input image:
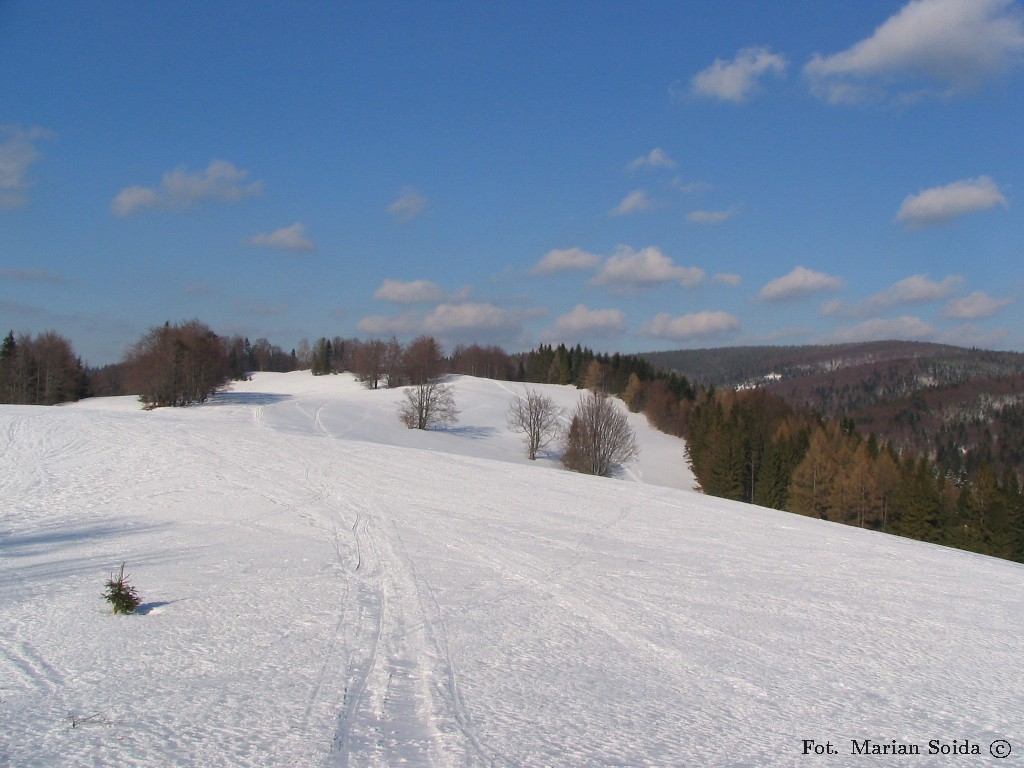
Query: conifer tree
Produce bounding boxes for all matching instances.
[891,456,942,543]
[103,562,141,615]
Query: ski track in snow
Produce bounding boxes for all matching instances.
[2,371,1023,767]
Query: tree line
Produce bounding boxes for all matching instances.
[0,321,297,408]
[4,322,1021,562]
[679,387,1024,564]
[0,330,87,405]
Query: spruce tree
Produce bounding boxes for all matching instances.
[103,562,141,614]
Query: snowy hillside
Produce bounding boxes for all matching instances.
[2,372,1022,767]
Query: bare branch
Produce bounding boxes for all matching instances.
[507,388,562,460]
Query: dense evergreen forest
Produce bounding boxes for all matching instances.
[3,324,1021,564]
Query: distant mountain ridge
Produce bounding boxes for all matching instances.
[642,340,1024,479]
[640,341,1024,391]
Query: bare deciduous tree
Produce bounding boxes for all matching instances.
[507,388,562,460]
[561,391,639,477]
[352,338,386,389]
[398,380,459,430]
[404,335,445,385]
[124,320,230,408]
[0,329,85,405]
[382,336,406,388]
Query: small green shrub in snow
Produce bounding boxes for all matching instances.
[103,562,141,615]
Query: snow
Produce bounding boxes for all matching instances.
[2,372,1022,767]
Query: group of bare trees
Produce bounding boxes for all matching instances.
[506,384,639,477]
[123,320,231,408]
[0,330,86,405]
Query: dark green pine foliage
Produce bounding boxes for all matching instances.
[0,330,15,362]
[992,469,1022,561]
[891,456,942,544]
[753,438,801,509]
[701,419,747,501]
[311,337,332,376]
[0,331,16,401]
[103,562,141,615]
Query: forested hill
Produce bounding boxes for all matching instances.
[640,341,1024,391]
[642,340,1024,483]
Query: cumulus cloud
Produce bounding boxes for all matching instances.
[686,209,736,225]
[627,148,675,171]
[111,159,263,216]
[759,266,843,301]
[943,290,1013,318]
[373,279,445,304]
[357,312,421,336]
[421,302,521,335]
[895,176,1008,228]
[691,46,788,103]
[824,316,936,343]
[823,274,962,316]
[543,305,627,341]
[246,222,315,252]
[530,247,603,275]
[609,189,656,216]
[591,245,705,293]
[642,311,741,341]
[0,126,54,208]
[804,0,1024,103]
[713,273,743,286]
[386,187,428,222]
[358,302,533,346]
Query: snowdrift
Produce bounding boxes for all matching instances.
[1,372,1022,767]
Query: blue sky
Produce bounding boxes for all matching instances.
[2,0,1022,365]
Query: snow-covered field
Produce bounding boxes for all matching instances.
[2,372,1022,767]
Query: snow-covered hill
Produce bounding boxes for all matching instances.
[2,372,1022,767]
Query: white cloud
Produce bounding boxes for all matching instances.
[804,0,1024,103]
[386,187,427,222]
[111,159,263,216]
[759,266,843,301]
[591,245,705,293]
[609,189,655,216]
[358,302,533,346]
[0,126,54,208]
[543,305,627,341]
[246,222,315,252]
[691,46,788,103]
[824,316,936,343]
[895,176,1008,228]
[373,279,445,304]
[111,186,159,216]
[642,311,741,341]
[627,148,675,171]
[943,290,1013,318]
[356,312,420,337]
[686,209,735,225]
[530,247,602,275]
[823,274,963,316]
[422,302,520,336]
[713,273,743,286]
